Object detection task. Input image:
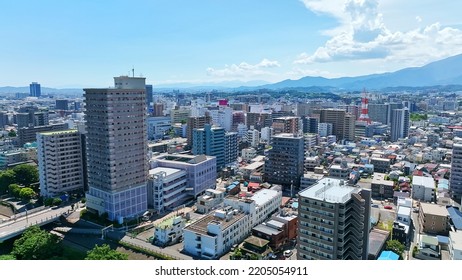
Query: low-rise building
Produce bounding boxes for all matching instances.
[370,157,391,173]
[412,176,435,202]
[147,167,188,213]
[300,172,324,189]
[371,173,395,200]
[154,215,186,246]
[449,230,462,260]
[196,188,226,214]
[419,202,449,235]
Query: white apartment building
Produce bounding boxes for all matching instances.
[183,188,282,259]
[449,231,462,260]
[260,127,273,143]
[241,147,257,162]
[318,123,333,137]
[154,215,186,246]
[412,176,435,202]
[37,129,84,197]
[247,128,260,147]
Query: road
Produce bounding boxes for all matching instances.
[0,204,74,242]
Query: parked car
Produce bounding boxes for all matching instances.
[371,204,379,208]
[283,250,293,257]
[384,205,393,210]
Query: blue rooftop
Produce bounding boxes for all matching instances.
[378,251,399,260]
[447,207,462,230]
[437,235,450,245]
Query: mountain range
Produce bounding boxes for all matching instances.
[257,53,462,91]
[1,53,462,93]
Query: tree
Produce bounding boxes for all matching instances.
[8,129,16,137]
[44,197,54,206]
[52,197,62,206]
[8,184,21,198]
[386,239,405,258]
[12,164,38,187]
[12,226,62,260]
[85,244,128,260]
[19,187,36,201]
[0,170,15,195]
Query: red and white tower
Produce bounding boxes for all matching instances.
[358,89,371,124]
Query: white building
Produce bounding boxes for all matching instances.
[237,123,248,138]
[260,127,273,143]
[318,123,333,137]
[241,147,257,162]
[147,116,171,140]
[196,188,226,214]
[449,230,462,260]
[154,215,186,246]
[37,130,84,197]
[183,188,282,259]
[147,167,188,213]
[247,128,260,147]
[412,176,435,202]
[151,154,216,197]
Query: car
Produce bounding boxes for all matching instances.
[384,205,393,210]
[283,250,293,258]
[371,204,379,208]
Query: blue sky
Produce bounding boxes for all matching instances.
[0,0,461,88]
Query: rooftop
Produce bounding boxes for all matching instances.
[420,202,448,217]
[412,176,435,188]
[39,129,78,136]
[251,189,280,207]
[371,173,394,186]
[149,167,184,177]
[253,224,282,236]
[185,210,247,236]
[449,231,462,251]
[299,178,359,204]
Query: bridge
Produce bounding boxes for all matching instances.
[0,205,73,242]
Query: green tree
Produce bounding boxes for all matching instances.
[0,254,16,260]
[12,164,38,187]
[19,187,36,201]
[12,226,62,260]
[0,170,15,195]
[8,129,16,137]
[8,184,21,198]
[85,244,128,260]
[52,197,63,206]
[44,197,54,206]
[386,239,405,257]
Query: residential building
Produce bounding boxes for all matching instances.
[84,76,148,221]
[412,176,435,202]
[18,123,69,146]
[241,147,257,162]
[272,116,300,135]
[170,107,191,124]
[450,143,462,202]
[145,84,153,110]
[154,215,186,246]
[317,109,355,141]
[150,154,216,197]
[329,163,350,180]
[246,112,272,130]
[186,115,212,148]
[0,149,35,170]
[153,103,164,117]
[37,130,84,197]
[368,104,388,124]
[29,82,41,97]
[298,178,371,260]
[318,123,333,137]
[147,167,188,213]
[247,128,260,147]
[196,188,226,214]
[390,108,410,142]
[224,132,238,168]
[55,99,69,111]
[300,172,324,189]
[371,173,395,200]
[449,230,462,260]
[265,133,304,188]
[370,157,391,173]
[260,126,273,143]
[418,203,449,235]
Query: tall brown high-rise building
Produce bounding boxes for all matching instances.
[186,114,212,148]
[272,116,300,135]
[316,109,355,141]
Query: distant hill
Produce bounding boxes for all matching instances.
[260,53,462,90]
[0,86,83,96]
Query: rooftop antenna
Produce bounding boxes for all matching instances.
[132,66,135,78]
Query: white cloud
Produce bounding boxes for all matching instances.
[296,0,462,67]
[206,58,280,79]
[416,16,422,23]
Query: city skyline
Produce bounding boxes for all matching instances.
[1,0,461,88]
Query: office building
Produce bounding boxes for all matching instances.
[170,107,191,124]
[390,108,410,142]
[147,167,188,213]
[153,103,164,117]
[29,82,41,97]
[151,154,216,197]
[265,133,304,188]
[55,99,69,111]
[84,76,148,221]
[318,123,333,137]
[37,130,84,197]
[147,116,171,140]
[246,112,272,130]
[224,132,238,168]
[145,84,153,110]
[368,104,388,125]
[387,103,403,125]
[298,178,371,260]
